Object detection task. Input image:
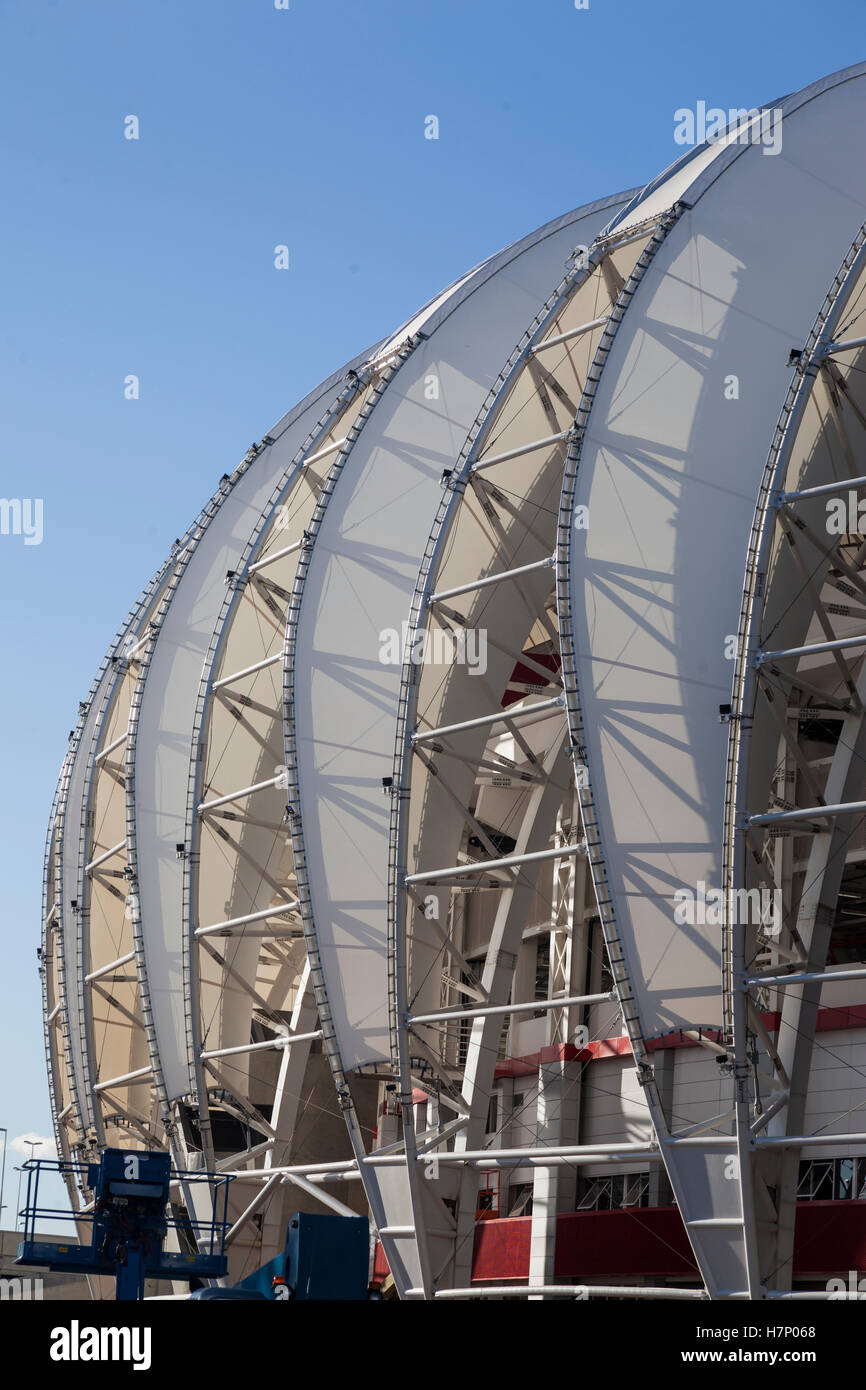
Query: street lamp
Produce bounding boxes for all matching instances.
[0,1128,7,1232]
[13,1168,24,1232]
[18,1143,43,1233]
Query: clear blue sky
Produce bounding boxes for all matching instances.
[1,0,865,1224]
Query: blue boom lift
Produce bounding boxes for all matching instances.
[15,1148,373,1301]
[15,1148,231,1300]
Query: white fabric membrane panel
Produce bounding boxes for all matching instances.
[57,570,171,1136]
[57,708,103,1131]
[291,195,629,1072]
[569,66,866,1040]
[130,356,376,1104]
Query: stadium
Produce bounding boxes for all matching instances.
[38,60,866,1300]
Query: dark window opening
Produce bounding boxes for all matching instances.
[797,1157,866,1201]
[577,1172,650,1211]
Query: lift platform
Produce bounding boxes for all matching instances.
[15,1148,232,1300]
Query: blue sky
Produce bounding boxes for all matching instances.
[1,0,865,1226]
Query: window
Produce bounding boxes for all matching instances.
[507,1183,533,1216]
[623,1173,650,1207]
[828,860,866,965]
[577,1172,650,1211]
[797,1157,866,1201]
[534,936,550,1017]
[589,918,614,994]
[578,1176,616,1211]
[457,956,486,1067]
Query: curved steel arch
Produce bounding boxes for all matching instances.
[43,748,77,1200]
[725,219,866,1294]
[183,371,370,1171]
[282,340,423,1288]
[49,547,182,1158]
[388,206,659,1294]
[121,343,379,1150]
[188,357,401,1273]
[75,553,187,1150]
[284,194,631,1297]
[558,66,866,1298]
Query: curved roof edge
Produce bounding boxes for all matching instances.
[605,60,866,236]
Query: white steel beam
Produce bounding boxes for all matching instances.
[406,841,585,886]
[84,840,125,874]
[246,539,304,576]
[194,902,299,938]
[223,1173,283,1247]
[279,1171,359,1220]
[412,696,562,744]
[428,556,554,605]
[529,315,610,352]
[122,631,153,663]
[744,965,866,987]
[197,776,283,814]
[782,472,866,502]
[212,653,281,691]
[229,1143,660,1177]
[748,799,866,827]
[757,1133,866,1148]
[409,990,611,1025]
[214,1139,274,1172]
[471,429,571,475]
[94,733,127,763]
[822,334,866,354]
[301,435,348,468]
[199,1030,321,1061]
[423,1284,706,1300]
[84,950,135,983]
[756,633,866,664]
[94,1065,153,1092]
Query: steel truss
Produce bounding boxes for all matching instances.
[550,208,763,1296]
[282,340,425,1290]
[178,358,401,1268]
[52,354,383,1277]
[725,219,866,1295]
[382,214,669,1296]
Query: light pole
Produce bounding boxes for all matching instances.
[13,1168,24,1231]
[20,1142,42,1233]
[0,1127,7,1231]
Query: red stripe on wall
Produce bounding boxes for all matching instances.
[469,1201,866,1283]
[493,1005,866,1079]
